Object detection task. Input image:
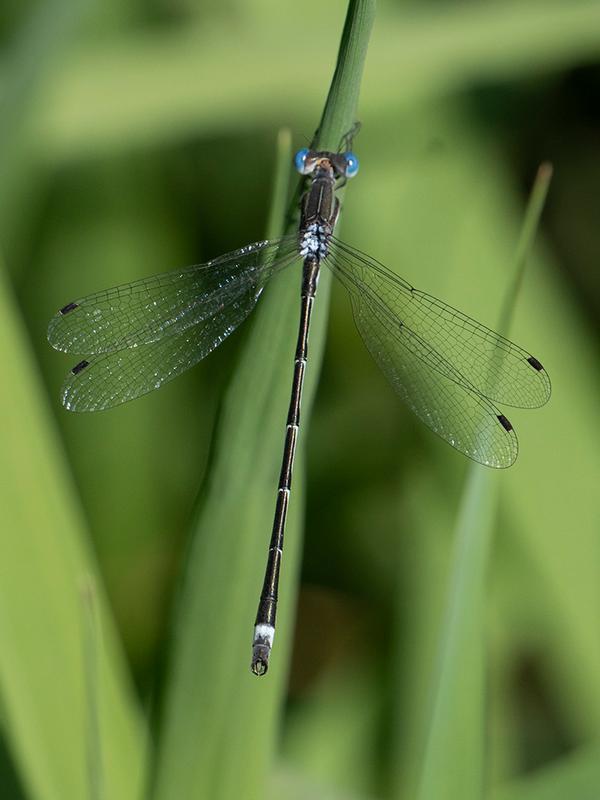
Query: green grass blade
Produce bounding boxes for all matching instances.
[151,4,374,799]
[0,5,145,796]
[81,579,103,800]
[149,128,298,800]
[0,262,145,800]
[316,0,376,150]
[414,165,553,800]
[414,467,494,800]
[498,163,554,334]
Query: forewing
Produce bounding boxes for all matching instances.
[48,235,299,355]
[329,238,550,409]
[61,289,260,412]
[339,274,518,468]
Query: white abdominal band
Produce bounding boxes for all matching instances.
[253,623,275,647]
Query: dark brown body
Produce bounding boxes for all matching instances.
[251,153,345,675]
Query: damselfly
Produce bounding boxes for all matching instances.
[48,127,551,675]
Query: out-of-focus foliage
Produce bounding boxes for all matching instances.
[0,1,599,799]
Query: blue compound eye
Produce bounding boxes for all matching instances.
[294,148,310,175]
[344,152,359,178]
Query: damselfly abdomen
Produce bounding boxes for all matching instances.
[48,128,551,675]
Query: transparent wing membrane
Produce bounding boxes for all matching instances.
[61,290,261,412]
[329,237,551,409]
[347,285,519,468]
[48,236,299,355]
[49,221,548,467]
[326,238,552,467]
[52,236,300,411]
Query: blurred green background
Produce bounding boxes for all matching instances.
[1,1,599,799]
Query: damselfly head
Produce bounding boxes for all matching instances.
[294,148,360,179]
[294,149,333,176]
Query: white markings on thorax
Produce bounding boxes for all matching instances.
[299,223,331,261]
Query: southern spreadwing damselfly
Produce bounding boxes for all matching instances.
[48,127,551,675]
